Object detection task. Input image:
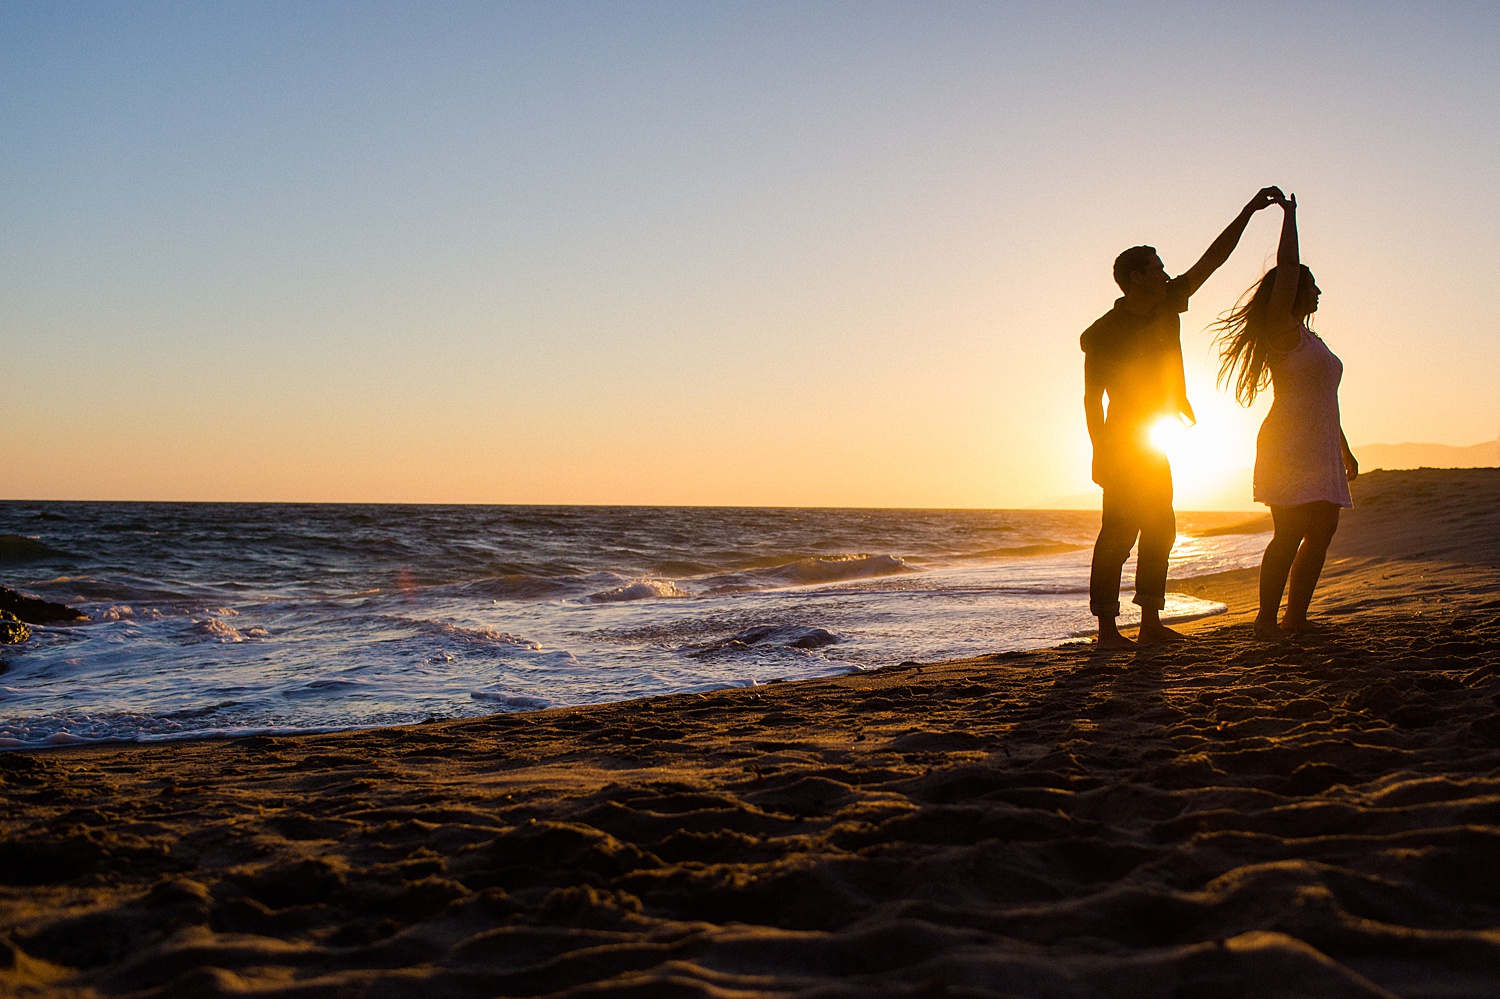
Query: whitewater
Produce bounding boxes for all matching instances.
[0,503,1270,749]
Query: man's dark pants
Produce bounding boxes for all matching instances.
[1089,449,1175,619]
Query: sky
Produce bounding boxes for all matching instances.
[3,1,1497,508]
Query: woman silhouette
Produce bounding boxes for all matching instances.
[1213,194,1358,639]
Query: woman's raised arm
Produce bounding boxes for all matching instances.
[1266,194,1301,347]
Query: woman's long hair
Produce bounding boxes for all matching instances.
[1212,264,1314,406]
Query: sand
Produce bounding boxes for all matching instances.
[2,468,1498,998]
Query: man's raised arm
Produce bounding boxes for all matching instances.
[1177,186,1283,297]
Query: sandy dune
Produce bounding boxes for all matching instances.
[2,468,1498,998]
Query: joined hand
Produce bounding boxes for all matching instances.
[1249,186,1284,211]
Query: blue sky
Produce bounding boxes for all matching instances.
[4,1,1497,504]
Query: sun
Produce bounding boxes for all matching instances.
[1148,416,1188,455]
[1148,414,1253,509]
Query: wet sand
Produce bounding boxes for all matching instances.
[2,468,1498,998]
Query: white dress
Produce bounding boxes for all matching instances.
[1253,326,1354,508]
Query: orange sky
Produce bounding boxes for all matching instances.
[4,5,1497,508]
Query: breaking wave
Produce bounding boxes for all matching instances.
[0,534,73,563]
[586,578,689,603]
[961,542,1087,558]
[695,625,841,655]
[469,692,555,710]
[376,616,542,649]
[698,554,916,594]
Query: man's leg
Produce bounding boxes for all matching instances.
[1133,462,1182,645]
[1091,487,1141,648]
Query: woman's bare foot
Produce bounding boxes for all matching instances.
[1279,615,1311,632]
[1136,623,1186,645]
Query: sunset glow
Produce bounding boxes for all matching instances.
[1149,410,1255,511]
[2,4,1496,508]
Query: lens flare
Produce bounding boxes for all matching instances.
[1149,416,1186,455]
[1146,414,1254,509]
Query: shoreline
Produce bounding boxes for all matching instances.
[0,507,1264,754]
[2,468,1497,997]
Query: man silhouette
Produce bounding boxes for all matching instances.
[1082,187,1282,647]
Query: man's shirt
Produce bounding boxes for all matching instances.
[1081,277,1195,447]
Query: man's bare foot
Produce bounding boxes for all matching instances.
[1253,617,1289,641]
[1096,618,1136,649]
[1136,623,1186,645]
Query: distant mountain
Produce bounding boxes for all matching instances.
[1355,439,1499,470]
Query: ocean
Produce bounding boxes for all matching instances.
[0,503,1269,749]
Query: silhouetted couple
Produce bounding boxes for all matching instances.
[1082,188,1357,648]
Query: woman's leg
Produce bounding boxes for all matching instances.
[1256,504,1311,638]
[1282,502,1341,630]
